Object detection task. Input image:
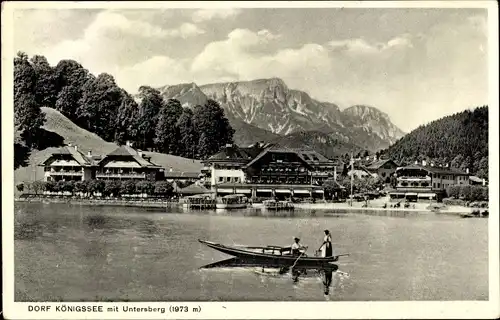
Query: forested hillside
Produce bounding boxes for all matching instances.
[14,52,235,169]
[380,106,488,179]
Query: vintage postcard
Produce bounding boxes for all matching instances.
[2,1,499,319]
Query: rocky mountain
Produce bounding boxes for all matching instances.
[157,78,405,152]
[342,105,406,145]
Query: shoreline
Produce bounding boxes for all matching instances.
[14,197,480,216]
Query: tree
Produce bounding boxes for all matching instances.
[14,52,46,148]
[192,100,235,159]
[104,180,121,197]
[120,180,136,195]
[53,59,92,119]
[78,73,123,141]
[476,157,488,180]
[30,55,58,108]
[16,183,24,192]
[154,181,173,196]
[44,180,56,193]
[32,180,46,195]
[154,99,183,155]
[136,180,155,195]
[176,108,198,158]
[114,93,140,145]
[137,86,164,150]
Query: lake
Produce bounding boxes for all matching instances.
[14,202,488,301]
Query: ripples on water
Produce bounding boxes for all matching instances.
[13,202,488,302]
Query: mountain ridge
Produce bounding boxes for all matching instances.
[157,78,405,151]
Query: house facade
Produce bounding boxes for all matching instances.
[95,143,163,181]
[39,142,164,182]
[39,145,96,182]
[365,159,399,182]
[201,144,339,199]
[389,164,469,201]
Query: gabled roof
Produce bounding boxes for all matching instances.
[204,144,253,163]
[100,145,162,168]
[244,146,314,169]
[39,146,95,166]
[366,159,398,170]
[178,183,212,195]
[469,176,484,183]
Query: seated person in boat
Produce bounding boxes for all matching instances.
[290,237,308,256]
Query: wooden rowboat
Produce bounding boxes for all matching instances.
[198,239,338,268]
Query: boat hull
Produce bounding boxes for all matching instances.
[199,240,337,268]
[216,203,248,209]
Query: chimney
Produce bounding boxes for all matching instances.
[466,168,469,174]
[169,167,173,172]
[414,160,418,165]
[334,166,337,181]
[430,163,434,167]
[138,151,143,157]
[87,150,92,157]
[126,141,131,147]
[483,178,486,186]
[74,145,78,151]
[226,143,232,148]
[422,160,427,166]
[68,143,72,147]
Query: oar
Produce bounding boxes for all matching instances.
[290,246,308,269]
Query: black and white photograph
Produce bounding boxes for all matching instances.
[3,1,499,319]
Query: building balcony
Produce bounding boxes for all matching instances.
[397,176,431,182]
[95,173,146,179]
[48,171,83,176]
[394,187,433,193]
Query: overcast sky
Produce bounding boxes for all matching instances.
[13,6,488,132]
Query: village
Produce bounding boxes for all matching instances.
[16,140,489,216]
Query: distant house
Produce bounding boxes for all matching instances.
[95,142,163,181]
[365,159,399,183]
[347,165,375,179]
[390,164,470,202]
[39,145,96,182]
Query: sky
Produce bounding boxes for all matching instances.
[12,5,489,132]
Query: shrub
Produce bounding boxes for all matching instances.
[16,183,24,192]
[104,180,121,197]
[154,181,173,195]
[120,180,136,195]
[32,180,46,194]
[136,180,155,195]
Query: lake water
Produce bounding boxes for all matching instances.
[14,202,488,301]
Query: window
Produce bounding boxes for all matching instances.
[234,177,240,183]
[218,177,224,182]
[382,172,386,177]
[226,177,231,182]
[437,183,441,188]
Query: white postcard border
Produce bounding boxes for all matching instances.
[2,1,499,319]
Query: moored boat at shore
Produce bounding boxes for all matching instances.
[263,199,294,211]
[180,194,216,209]
[216,194,249,209]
